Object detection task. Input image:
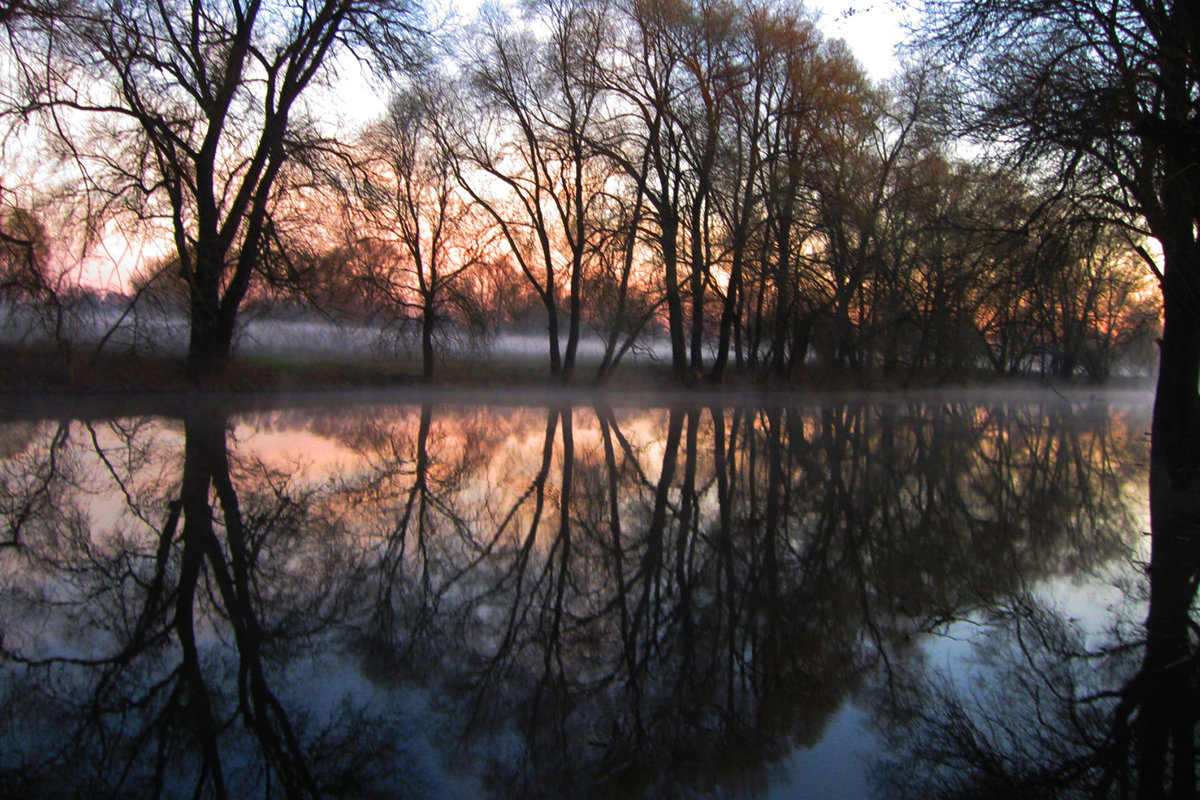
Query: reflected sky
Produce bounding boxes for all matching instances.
[0,390,1154,798]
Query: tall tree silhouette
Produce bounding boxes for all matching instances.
[14,0,423,383]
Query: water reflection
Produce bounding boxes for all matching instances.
[0,393,1155,797]
[871,588,1146,799]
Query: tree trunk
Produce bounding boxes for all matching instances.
[1138,260,1200,799]
[563,253,582,385]
[186,299,235,386]
[770,222,794,380]
[712,235,745,383]
[661,212,688,380]
[421,299,436,382]
[546,295,563,377]
[689,193,708,378]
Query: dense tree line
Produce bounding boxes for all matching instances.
[363,0,1159,384]
[0,0,1161,386]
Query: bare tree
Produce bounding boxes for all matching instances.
[0,190,100,385]
[356,83,491,381]
[14,0,424,384]
[451,0,614,384]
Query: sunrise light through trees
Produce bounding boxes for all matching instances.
[0,0,1164,390]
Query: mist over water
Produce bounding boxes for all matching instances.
[0,389,1154,798]
[0,302,686,373]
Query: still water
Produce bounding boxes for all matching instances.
[0,388,1155,798]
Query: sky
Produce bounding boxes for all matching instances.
[806,0,917,80]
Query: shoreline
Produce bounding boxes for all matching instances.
[0,376,1157,426]
[1,343,1157,422]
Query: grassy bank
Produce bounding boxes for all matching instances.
[0,343,684,395]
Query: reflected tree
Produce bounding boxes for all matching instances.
[871,592,1144,799]
[0,395,1153,798]
[400,397,1147,797]
[0,407,425,797]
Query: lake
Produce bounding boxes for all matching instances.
[0,387,1157,798]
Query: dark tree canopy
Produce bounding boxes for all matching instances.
[923,0,1198,794]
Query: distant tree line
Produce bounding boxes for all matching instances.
[0,0,1162,387]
